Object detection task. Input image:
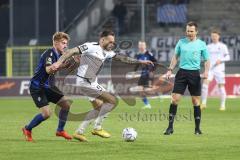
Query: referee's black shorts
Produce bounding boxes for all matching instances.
[172,68,201,96]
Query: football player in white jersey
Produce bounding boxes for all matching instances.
[201,29,230,111]
[54,30,153,141]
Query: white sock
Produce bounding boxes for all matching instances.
[219,86,226,108]
[76,109,99,134]
[94,103,114,130]
[201,83,209,105]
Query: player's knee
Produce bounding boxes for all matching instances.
[192,98,200,106]
[107,96,118,110]
[61,103,71,110]
[40,106,52,119]
[110,96,118,107]
[58,98,72,110]
[92,99,104,110]
[100,92,118,107]
[104,95,117,106]
[42,110,52,119]
[171,95,180,105]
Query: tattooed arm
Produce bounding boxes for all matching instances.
[53,47,82,69]
[113,54,154,65]
[59,47,81,64]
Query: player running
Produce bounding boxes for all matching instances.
[54,30,153,141]
[134,41,157,109]
[22,32,78,142]
[201,29,230,111]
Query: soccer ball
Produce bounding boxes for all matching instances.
[122,128,137,142]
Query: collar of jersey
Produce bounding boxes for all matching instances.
[52,47,61,58]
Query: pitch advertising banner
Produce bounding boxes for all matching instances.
[0,75,240,97]
[208,75,240,97]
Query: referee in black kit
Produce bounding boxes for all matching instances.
[164,22,210,135]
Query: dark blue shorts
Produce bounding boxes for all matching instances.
[138,75,151,87]
[30,85,64,108]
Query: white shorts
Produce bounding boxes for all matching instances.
[208,70,225,84]
[76,77,106,101]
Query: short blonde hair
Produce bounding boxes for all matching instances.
[211,28,221,35]
[138,41,147,47]
[52,32,70,42]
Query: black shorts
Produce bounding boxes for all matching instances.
[30,85,64,108]
[138,75,151,87]
[172,68,201,96]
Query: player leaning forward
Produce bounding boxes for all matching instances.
[22,32,79,142]
[54,30,153,141]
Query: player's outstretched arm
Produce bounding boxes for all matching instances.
[54,47,81,69]
[59,47,81,64]
[113,54,153,65]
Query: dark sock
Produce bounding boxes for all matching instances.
[26,113,45,131]
[57,109,69,132]
[143,97,149,105]
[194,105,201,130]
[168,103,178,128]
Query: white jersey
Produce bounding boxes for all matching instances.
[77,42,116,82]
[207,42,230,72]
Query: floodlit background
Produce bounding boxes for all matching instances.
[0,0,240,77]
[0,1,240,160]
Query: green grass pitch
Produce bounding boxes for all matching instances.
[0,97,240,160]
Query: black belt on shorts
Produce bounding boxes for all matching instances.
[77,75,91,84]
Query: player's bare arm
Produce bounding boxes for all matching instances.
[203,59,210,79]
[47,55,80,74]
[165,54,178,79]
[56,47,81,66]
[63,55,81,74]
[168,54,178,71]
[113,54,153,65]
[45,64,58,74]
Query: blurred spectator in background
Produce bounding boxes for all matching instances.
[0,0,8,8]
[172,0,189,4]
[134,41,157,109]
[158,0,189,6]
[112,1,127,36]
